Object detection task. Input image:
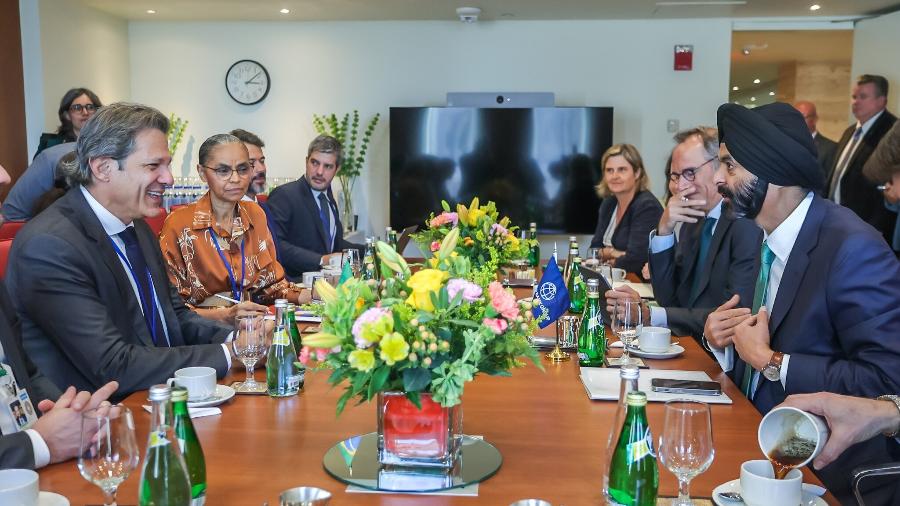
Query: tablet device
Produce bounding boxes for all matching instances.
[579,265,613,326]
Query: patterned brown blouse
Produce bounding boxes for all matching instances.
[159,193,297,306]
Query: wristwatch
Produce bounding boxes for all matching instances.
[761,351,784,382]
[876,395,900,437]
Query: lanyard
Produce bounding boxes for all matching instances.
[108,237,160,346]
[209,227,245,301]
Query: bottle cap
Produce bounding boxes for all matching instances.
[286,303,296,311]
[626,391,648,406]
[274,299,288,308]
[569,236,576,242]
[573,257,582,263]
[148,384,172,402]
[620,364,640,380]
[171,386,189,402]
[529,222,537,227]
[586,278,600,288]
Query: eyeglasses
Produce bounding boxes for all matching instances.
[203,164,251,179]
[69,104,98,113]
[669,157,717,183]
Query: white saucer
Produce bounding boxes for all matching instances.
[712,479,827,506]
[626,344,685,359]
[39,491,70,506]
[188,385,236,408]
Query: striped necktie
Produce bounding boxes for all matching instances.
[828,126,863,203]
[740,241,775,396]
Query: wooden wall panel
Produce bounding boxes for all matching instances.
[0,0,28,202]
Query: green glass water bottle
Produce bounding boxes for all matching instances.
[139,384,192,506]
[527,222,540,268]
[604,364,640,502]
[362,237,379,281]
[577,278,606,367]
[567,257,586,314]
[171,388,206,505]
[267,299,301,397]
[607,391,659,506]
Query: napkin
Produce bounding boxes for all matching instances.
[142,405,222,418]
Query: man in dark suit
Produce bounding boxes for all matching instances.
[267,135,363,278]
[710,102,900,502]
[0,163,118,470]
[7,103,234,398]
[607,127,761,341]
[793,101,837,180]
[828,74,898,244]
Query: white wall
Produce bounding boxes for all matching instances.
[36,0,130,139]
[852,11,900,114]
[129,19,731,238]
[19,0,44,159]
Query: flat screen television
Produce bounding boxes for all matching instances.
[389,106,614,234]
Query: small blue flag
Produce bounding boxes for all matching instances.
[532,256,570,329]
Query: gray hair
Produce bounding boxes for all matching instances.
[673,126,719,162]
[307,134,343,168]
[198,133,243,166]
[64,102,169,186]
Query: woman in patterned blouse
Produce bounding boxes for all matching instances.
[159,133,309,323]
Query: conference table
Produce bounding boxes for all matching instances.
[37,284,837,505]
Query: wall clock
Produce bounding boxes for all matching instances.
[225,59,270,105]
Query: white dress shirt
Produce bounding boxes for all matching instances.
[648,199,723,327]
[832,110,885,204]
[311,188,337,250]
[80,187,231,366]
[0,341,50,468]
[709,192,814,394]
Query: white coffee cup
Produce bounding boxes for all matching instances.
[639,327,671,353]
[758,406,830,469]
[327,255,343,268]
[0,469,39,506]
[611,268,626,282]
[739,460,802,506]
[167,367,216,401]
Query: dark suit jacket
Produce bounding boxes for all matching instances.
[590,190,663,275]
[0,280,61,470]
[649,209,762,338]
[829,110,898,244]
[734,196,900,501]
[813,132,837,181]
[266,176,362,278]
[6,189,231,398]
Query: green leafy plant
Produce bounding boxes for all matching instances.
[301,228,541,415]
[312,111,380,231]
[167,114,188,156]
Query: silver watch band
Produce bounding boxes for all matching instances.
[876,395,900,438]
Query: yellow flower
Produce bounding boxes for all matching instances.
[405,269,449,311]
[467,207,486,226]
[463,237,475,247]
[348,349,375,372]
[506,234,520,248]
[379,332,410,365]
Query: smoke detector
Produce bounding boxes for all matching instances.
[456,7,481,23]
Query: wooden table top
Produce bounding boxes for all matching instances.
[37,289,836,505]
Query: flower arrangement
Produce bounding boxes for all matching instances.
[302,228,541,415]
[412,198,534,287]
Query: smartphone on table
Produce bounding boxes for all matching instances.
[650,378,722,396]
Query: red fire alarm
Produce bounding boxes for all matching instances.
[674,45,693,71]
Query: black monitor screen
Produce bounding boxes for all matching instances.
[389,107,614,234]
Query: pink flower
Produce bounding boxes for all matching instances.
[351,307,393,348]
[429,212,459,228]
[430,240,441,252]
[447,278,482,302]
[488,281,520,320]
[490,223,509,236]
[299,346,311,366]
[316,348,330,361]
[483,317,508,335]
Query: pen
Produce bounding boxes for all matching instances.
[214,293,240,304]
[876,185,887,191]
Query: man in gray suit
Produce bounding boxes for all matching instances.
[1,142,74,222]
[7,103,234,398]
[794,101,837,180]
[0,163,118,470]
[605,127,761,342]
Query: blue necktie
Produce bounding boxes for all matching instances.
[740,241,776,396]
[689,217,717,301]
[318,192,333,250]
[117,227,166,346]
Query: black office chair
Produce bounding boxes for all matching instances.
[852,462,900,505]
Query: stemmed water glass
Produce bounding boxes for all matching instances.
[342,248,362,277]
[612,299,642,365]
[658,400,715,506]
[232,314,270,393]
[78,405,140,506]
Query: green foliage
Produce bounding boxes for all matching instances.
[167,114,188,156]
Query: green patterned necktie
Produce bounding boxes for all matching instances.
[741,241,776,396]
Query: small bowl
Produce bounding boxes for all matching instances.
[279,486,332,506]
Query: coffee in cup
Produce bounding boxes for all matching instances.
[739,460,802,506]
[167,366,216,402]
[758,406,829,479]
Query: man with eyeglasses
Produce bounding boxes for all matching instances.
[7,103,235,399]
[605,127,761,347]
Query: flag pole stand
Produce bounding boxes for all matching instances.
[546,319,570,362]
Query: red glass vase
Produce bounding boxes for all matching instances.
[376,392,462,468]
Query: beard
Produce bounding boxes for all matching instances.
[247,177,267,196]
[718,175,768,220]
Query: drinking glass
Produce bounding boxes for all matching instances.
[232,314,270,393]
[342,248,361,277]
[658,400,715,506]
[78,405,140,506]
[612,299,642,365]
[586,247,601,267]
